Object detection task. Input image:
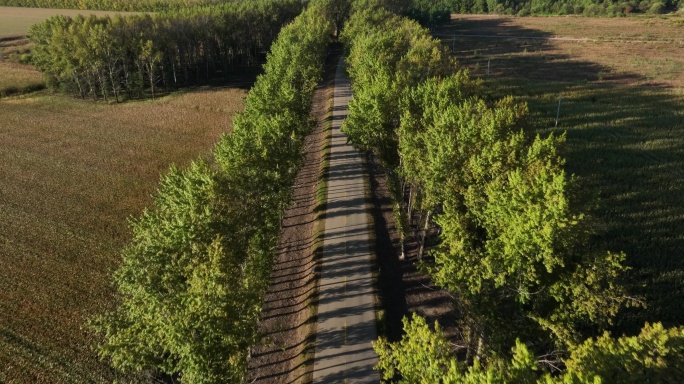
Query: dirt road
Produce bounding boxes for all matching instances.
[312,58,379,383]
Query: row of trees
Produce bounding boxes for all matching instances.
[0,0,220,12]
[5,0,680,15]
[407,0,683,18]
[376,314,684,382]
[340,0,684,381]
[28,0,302,101]
[89,1,336,382]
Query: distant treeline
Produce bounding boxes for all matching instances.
[408,0,683,23]
[0,0,220,12]
[29,0,302,101]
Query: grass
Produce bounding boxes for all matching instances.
[0,6,137,38]
[0,87,245,383]
[438,15,684,333]
[0,37,45,97]
[441,14,684,87]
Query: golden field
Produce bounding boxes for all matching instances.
[0,87,245,382]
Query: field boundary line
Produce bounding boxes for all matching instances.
[433,33,679,44]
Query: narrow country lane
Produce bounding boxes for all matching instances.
[312,58,380,383]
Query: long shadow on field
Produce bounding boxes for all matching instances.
[435,17,642,84]
[435,17,684,334]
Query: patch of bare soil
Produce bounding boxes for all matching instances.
[246,45,340,384]
[367,156,459,344]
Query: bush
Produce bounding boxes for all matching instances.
[648,1,666,13]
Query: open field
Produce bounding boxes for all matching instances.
[0,37,44,97]
[437,14,684,86]
[438,15,684,332]
[0,88,245,382]
[0,6,138,38]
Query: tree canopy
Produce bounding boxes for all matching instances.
[342,0,684,381]
[90,2,334,382]
[406,0,683,21]
[29,0,303,101]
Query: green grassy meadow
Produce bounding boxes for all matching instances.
[441,15,684,332]
[0,88,245,382]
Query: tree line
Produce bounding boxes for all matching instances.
[340,0,684,381]
[408,0,683,20]
[28,0,302,101]
[89,1,337,382]
[0,0,220,12]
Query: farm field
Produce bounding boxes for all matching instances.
[0,6,137,37]
[438,14,684,332]
[0,37,44,97]
[0,88,245,382]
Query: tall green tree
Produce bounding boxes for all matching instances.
[375,315,684,383]
[341,0,651,380]
[91,2,332,382]
[90,161,263,382]
[28,0,304,101]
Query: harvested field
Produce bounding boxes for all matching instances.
[437,14,684,87]
[0,6,137,38]
[0,36,44,97]
[0,87,245,383]
[433,15,684,333]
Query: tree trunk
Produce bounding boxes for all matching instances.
[161,64,167,89]
[172,57,177,85]
[407,185,413,226]
[398,202,406,261]
[86,76,97,101]
[108,68,119,103]
[95,68,108,102]
[73,71,84,99]
[418,210,431,260]
[147,63,155,100]
[122,63,132,99]
[475,333,485,362]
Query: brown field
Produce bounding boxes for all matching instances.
[0,6,138,38]
[438,14,684,86]
[0,37,44,97]
[0,88,245,382]
[438,15,684,332]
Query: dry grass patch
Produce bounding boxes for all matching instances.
[0,6,137,38]
[0,37,44,97]
[0,62,43,96]
[0,87,245,383]
[440,14,684,87]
